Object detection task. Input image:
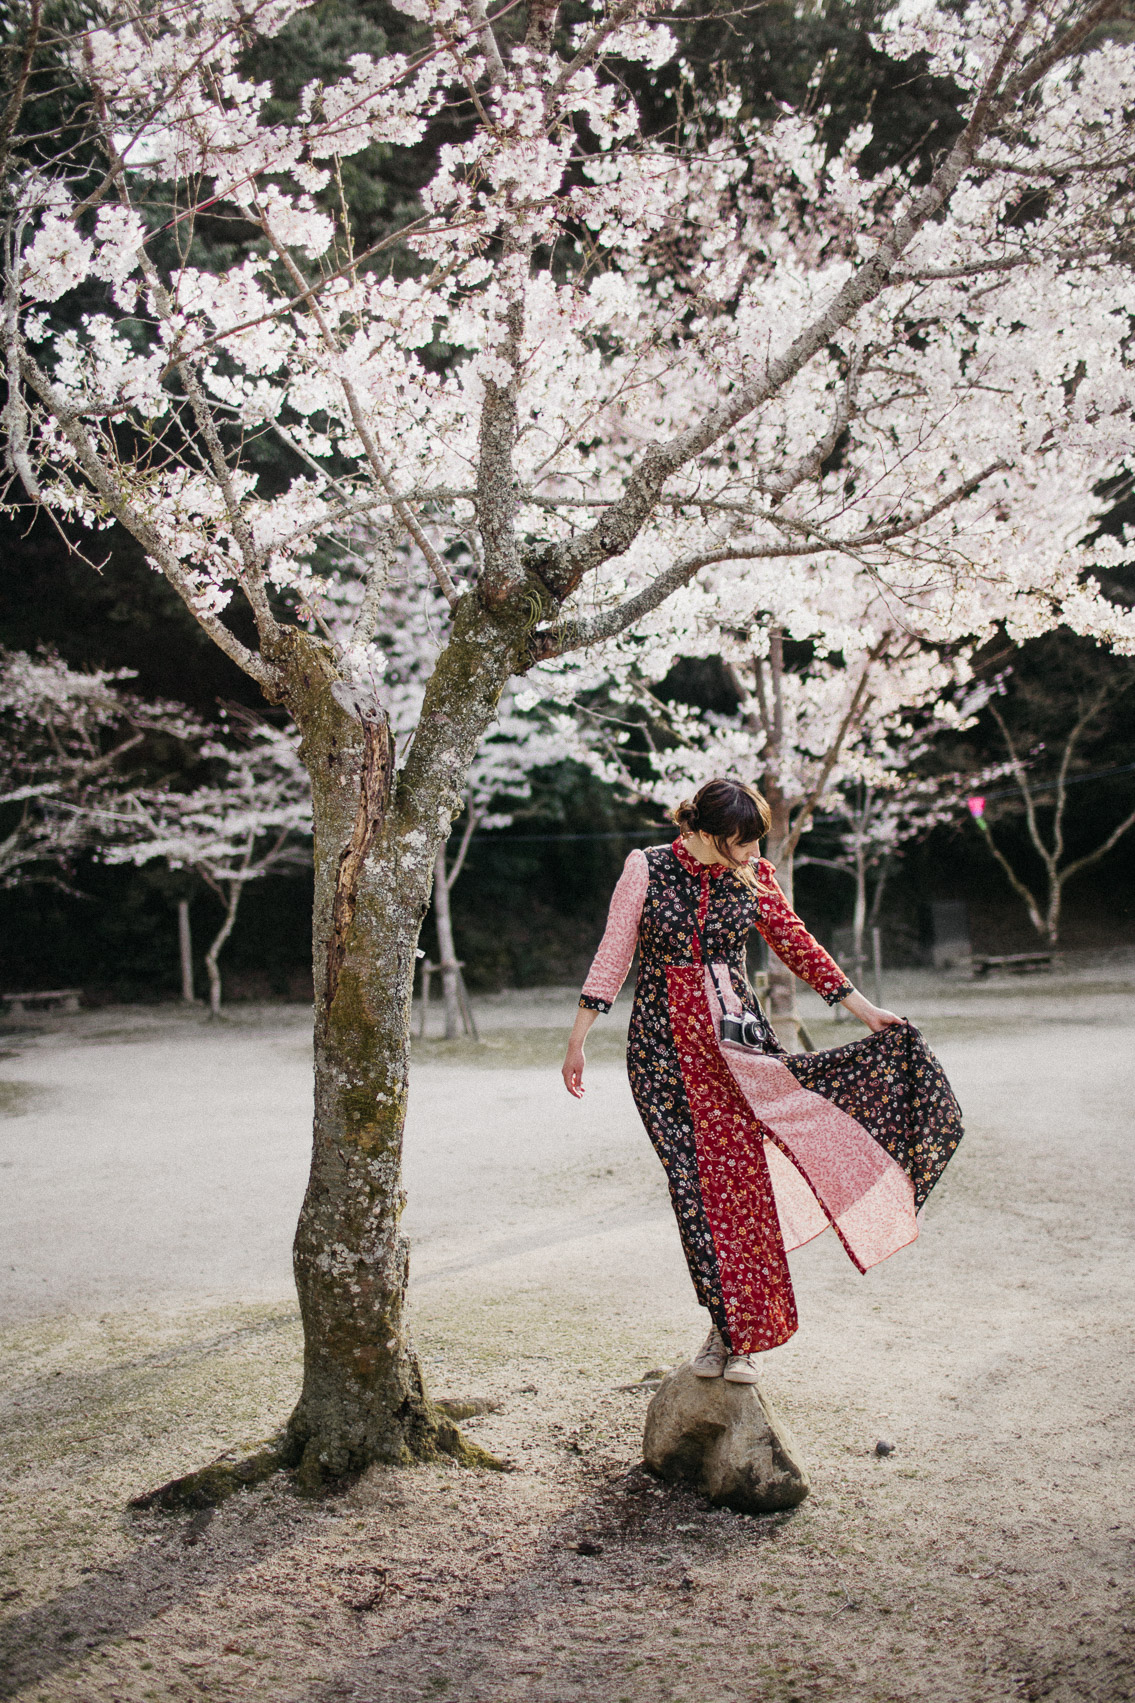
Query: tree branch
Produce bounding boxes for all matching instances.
[528,0,1122,603]
[757,346,864,502]
[462,0,507,84]
[261,215,460,609]
[0,0,42,185]
[1057,800,1135,885]
[15,350,274,689]
[977,819,1046,936]
[445,799,480,888]
[990,703,1053,875]
[782,636,890,860]
[532,458,1005,662]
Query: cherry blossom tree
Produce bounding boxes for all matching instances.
[968,666,1135,944]
[3,0,1135,1483]
[103,718,312,1014]
[0,647,199,891]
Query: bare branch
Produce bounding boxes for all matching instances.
[990,703,1052,876]
[782,638,890,860]
[1051,689,1109,866]
[1058,800,1135,884]
[978,818,1046,935]
[445,800,481,888]
[349,519,399,646]
[0,0,42,183]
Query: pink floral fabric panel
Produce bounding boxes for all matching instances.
[719,1046,919,1272]
[579,847,650,1012]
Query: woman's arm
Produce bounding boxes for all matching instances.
[564,848,649,1095]
[562,1005,599,1097]
[753,863,901,1028]
[577,847,649,1013]
[752,863,854,1006]
[840,986,904,1032]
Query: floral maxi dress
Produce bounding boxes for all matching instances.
[579,840,963,1354]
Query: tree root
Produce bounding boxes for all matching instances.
[432,1412,510,1475]
[128,1433,298,1513]
[128,1405,507,1513]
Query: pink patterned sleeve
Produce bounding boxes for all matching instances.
[753,860,854,1007]
[579,848,650,1013]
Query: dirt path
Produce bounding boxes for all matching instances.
[2,965,1134,1702]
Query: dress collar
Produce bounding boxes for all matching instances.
[671,836,732,879]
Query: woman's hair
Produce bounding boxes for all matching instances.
[670,778,771,887]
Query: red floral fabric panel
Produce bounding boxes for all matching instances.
[666,963,799,1354]
[752,860,853,1006]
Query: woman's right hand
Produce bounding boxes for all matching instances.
[562,1042,586,1097]
[562,1005,599,1097]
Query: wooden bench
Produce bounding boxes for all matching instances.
[2,989,82,1014]
[971,952,1053,978]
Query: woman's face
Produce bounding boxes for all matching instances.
[724,833,762,866]
[690,829,762,866]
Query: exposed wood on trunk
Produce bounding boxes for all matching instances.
[325,714,394,1009]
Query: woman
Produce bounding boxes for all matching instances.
[561,777,963,1383]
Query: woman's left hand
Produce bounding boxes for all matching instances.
[841,989,904,1032]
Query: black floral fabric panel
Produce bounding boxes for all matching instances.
[783,1021,964,1210]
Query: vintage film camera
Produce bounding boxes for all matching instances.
[719,1008,766,1050]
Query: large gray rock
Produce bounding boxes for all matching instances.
[642,1363,810,1514]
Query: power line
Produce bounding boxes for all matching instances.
[468,827,672,843]
[461,760,1135,845]
[971,758,1135,804]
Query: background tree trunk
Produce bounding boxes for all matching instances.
[278,604,520,1484]
[204,876,244,1018]
[763,783,807,1052]
[177,898,195,1004]
[432,846,462,1040]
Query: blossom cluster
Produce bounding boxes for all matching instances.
[4,0,1133,791]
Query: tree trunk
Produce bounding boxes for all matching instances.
[177,898,195,1003]
[204,878,243,1017]
[276,600,521,1485]
[1045,878,1063,947]
[432,845,462,1040]
[764,784,805,1052]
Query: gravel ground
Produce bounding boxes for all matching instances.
[1,959,1134,1702]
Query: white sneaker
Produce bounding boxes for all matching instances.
[690,1326,728,1378]
[723,1353,762,1384]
